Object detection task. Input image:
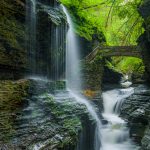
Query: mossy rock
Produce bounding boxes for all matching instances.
[0,79,30,142]
[0,0,27,77]
[0,79,30,111]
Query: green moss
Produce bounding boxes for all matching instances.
[0,0,27,68]
[0,80,30,111]
[55,80,66,90]
[45,95,86,147]
[82,56,104,90]
[0,79,30,141]
[106,57,145,78]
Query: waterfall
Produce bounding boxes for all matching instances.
[26,0,67,80]
[101,87,139,150]
[62,6,102,150]
[26,0,37,74]
[62,6,81,90]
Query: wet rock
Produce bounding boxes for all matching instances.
[120,84,150,149]
[0,0,27,79]
[0,79,96,150]
[34,2,67,79]
[101,119,108,125]
[82,57,104,91]
[0,79,30,143]
[0,0,67,80]
[37,3,67,26]
[138,0,150,83]
[102,66,122,84]
[141,127,150,150]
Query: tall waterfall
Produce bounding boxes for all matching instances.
[62,6,102,150]
[26,0,37,74]
[101,87,139,150]
[62,6,81,90]
[26,0,67,80]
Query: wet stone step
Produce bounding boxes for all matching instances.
[15,114,48,122]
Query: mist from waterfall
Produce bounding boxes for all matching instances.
[62,5,102,150]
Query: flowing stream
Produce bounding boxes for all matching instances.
[101,87,139,150]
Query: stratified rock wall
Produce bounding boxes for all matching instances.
[0,0,26,79]
[0,79,96,150]
[0,0,67,80]
[138,0,150,82]
[35,1,67,79]
[120,85,150,149]
[82,57,104,91]
[120,2,150,149]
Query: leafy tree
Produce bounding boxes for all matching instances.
[61,0,144,45]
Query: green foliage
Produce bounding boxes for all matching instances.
[0,80,30,141]
[61,0,106,41]
[106,57,145,75]
[61,0,144,45]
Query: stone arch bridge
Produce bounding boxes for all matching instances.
[86,45,142,62]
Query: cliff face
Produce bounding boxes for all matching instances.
[0,1,98,150]
[32,1,67,79]
[120,2,150,149]
[0,0,26,79]
[0,0,67,80]
[138,0,150,82]
[120,85,150,149]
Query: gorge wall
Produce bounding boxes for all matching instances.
[0,0,67,80]
[138,0,150,83]
[0,1,98,149]
[119,2,150,149]
[0,0,26,79]
[120,85,150,150]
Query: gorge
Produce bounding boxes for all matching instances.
[0,0,150,150]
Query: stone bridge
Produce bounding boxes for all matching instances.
[86,45,142,62]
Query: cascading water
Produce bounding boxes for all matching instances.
[62,6,102,150]
[101,87,139,150]
[62,6,81,90]
[26,0,67,79]
[26,0,37,73]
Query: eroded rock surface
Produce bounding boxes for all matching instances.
[138,0,150,83]
[0,79,96,150]
[120,85,150,149]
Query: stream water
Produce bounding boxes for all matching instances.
[101,87,139,150]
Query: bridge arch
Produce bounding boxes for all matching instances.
[86,45,142,62]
